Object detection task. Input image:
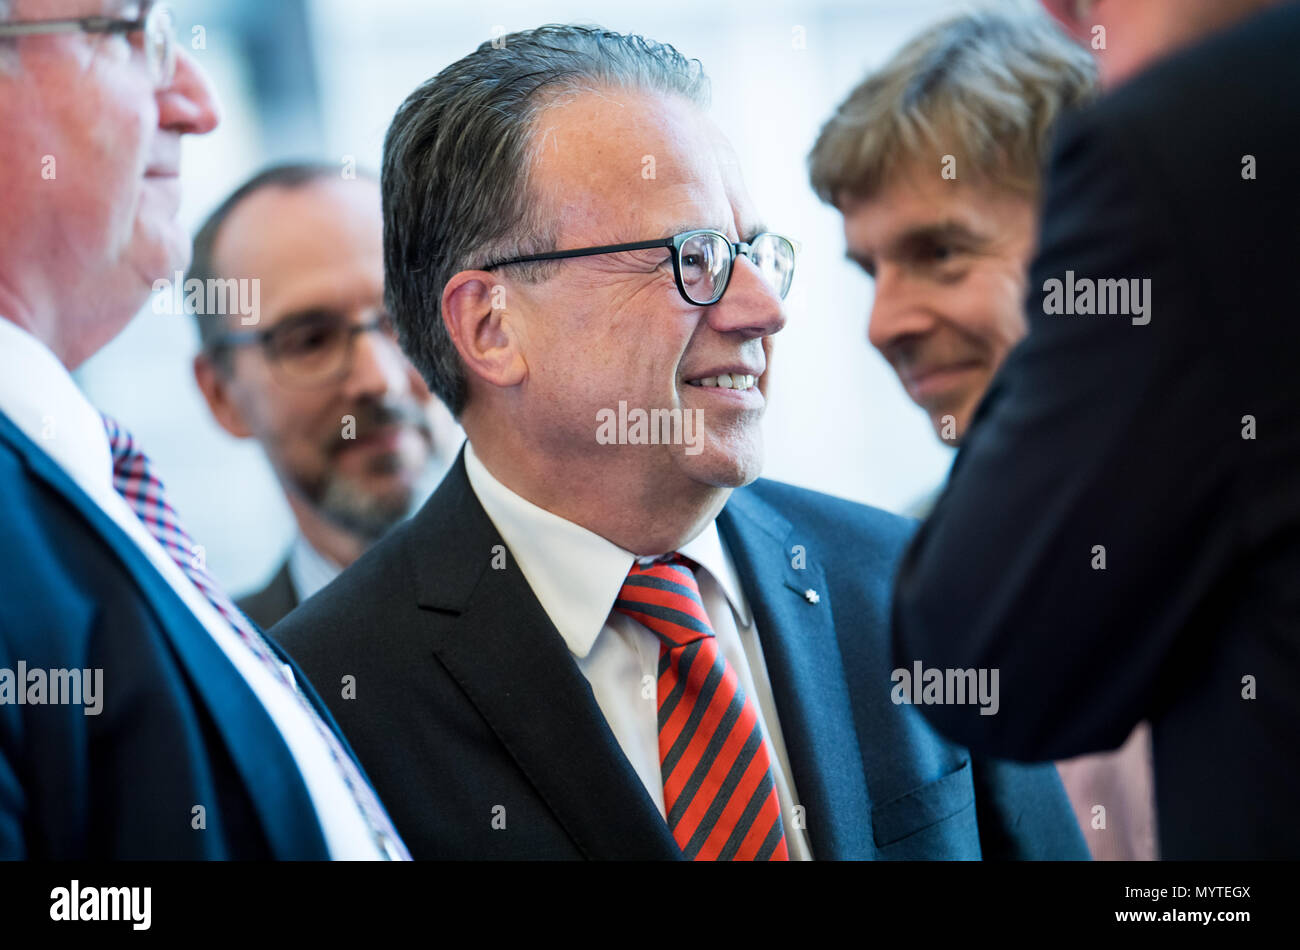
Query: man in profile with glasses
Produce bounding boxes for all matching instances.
[190,163,460,631]
[274,24,1085,861]
[0,2,409,859]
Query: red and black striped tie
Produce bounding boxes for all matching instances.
[615,555,789,860]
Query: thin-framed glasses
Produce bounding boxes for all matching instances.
[0,1,177,88]
[481,229,798,307]
[209,311,401,390]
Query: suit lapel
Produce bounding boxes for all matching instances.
[0,412,330,858]
[236,559,298,631]
[718,489,876,859]
[408,455,682,860]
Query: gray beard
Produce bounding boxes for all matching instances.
[313,470,413,543]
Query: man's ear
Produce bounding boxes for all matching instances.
[193,351,254,439]
[441,271,528,393]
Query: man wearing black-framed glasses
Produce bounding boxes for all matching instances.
[481,229,797,308]
[0,1,409,861]
[274,24,1085,862]
[190,163,460,631]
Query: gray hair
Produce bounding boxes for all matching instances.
[809,6,1097,206]
[382,24,710,417]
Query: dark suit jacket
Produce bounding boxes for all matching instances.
[273,453,1086,859]
[892,4,1300,859]
[0,410,355,859]
[238,559,299,632]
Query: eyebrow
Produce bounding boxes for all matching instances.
[263,307,342,330]
[845,249,874,272]
[273,300,386,325]
[889,220,986,254]
[847,219,988,269]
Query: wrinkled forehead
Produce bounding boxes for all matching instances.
[841,166,1032,249]
[528,87,760,245]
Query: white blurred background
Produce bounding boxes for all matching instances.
[76,0,992,595]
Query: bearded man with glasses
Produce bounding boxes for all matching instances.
[190,163,461,632]
[273,24,1086,862]
[0,1,410,859]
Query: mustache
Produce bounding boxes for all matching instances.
[324,400,433,456]
[886,339,987,376]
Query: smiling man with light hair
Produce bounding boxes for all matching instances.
[810,6,1163,862]
[810,7,1096,449]
[894,0,1300,859]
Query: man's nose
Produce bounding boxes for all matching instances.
[343,327,411,403]
[705,255,788,338]
[158,48,221,135]
[866,268,936,354]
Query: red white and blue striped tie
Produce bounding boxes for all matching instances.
[102,414,410,860]
[615,555,789,860]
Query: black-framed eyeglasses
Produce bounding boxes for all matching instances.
[0,1,177,88]
[209,311,400,390]
[481,229,798,307]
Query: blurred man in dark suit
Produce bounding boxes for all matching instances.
[0,0,406,859]
[191,164,460,630]
[810,9,1155,861]
[894,0,1298,858]
[274,24,1087,861]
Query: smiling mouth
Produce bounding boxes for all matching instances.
[685,373,759,391]
[901,363,983,401]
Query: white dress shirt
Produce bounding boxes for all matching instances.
[0,317,384,859]
[464,442,812,859]
[287,533,344,604]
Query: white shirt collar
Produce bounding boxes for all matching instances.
[287,533,345,603]
[0,317,114,492]
[675,513,753,631]
[463,442,752,659]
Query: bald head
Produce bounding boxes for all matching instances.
[189,167,439,564]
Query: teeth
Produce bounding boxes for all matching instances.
[687,374,757,390]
